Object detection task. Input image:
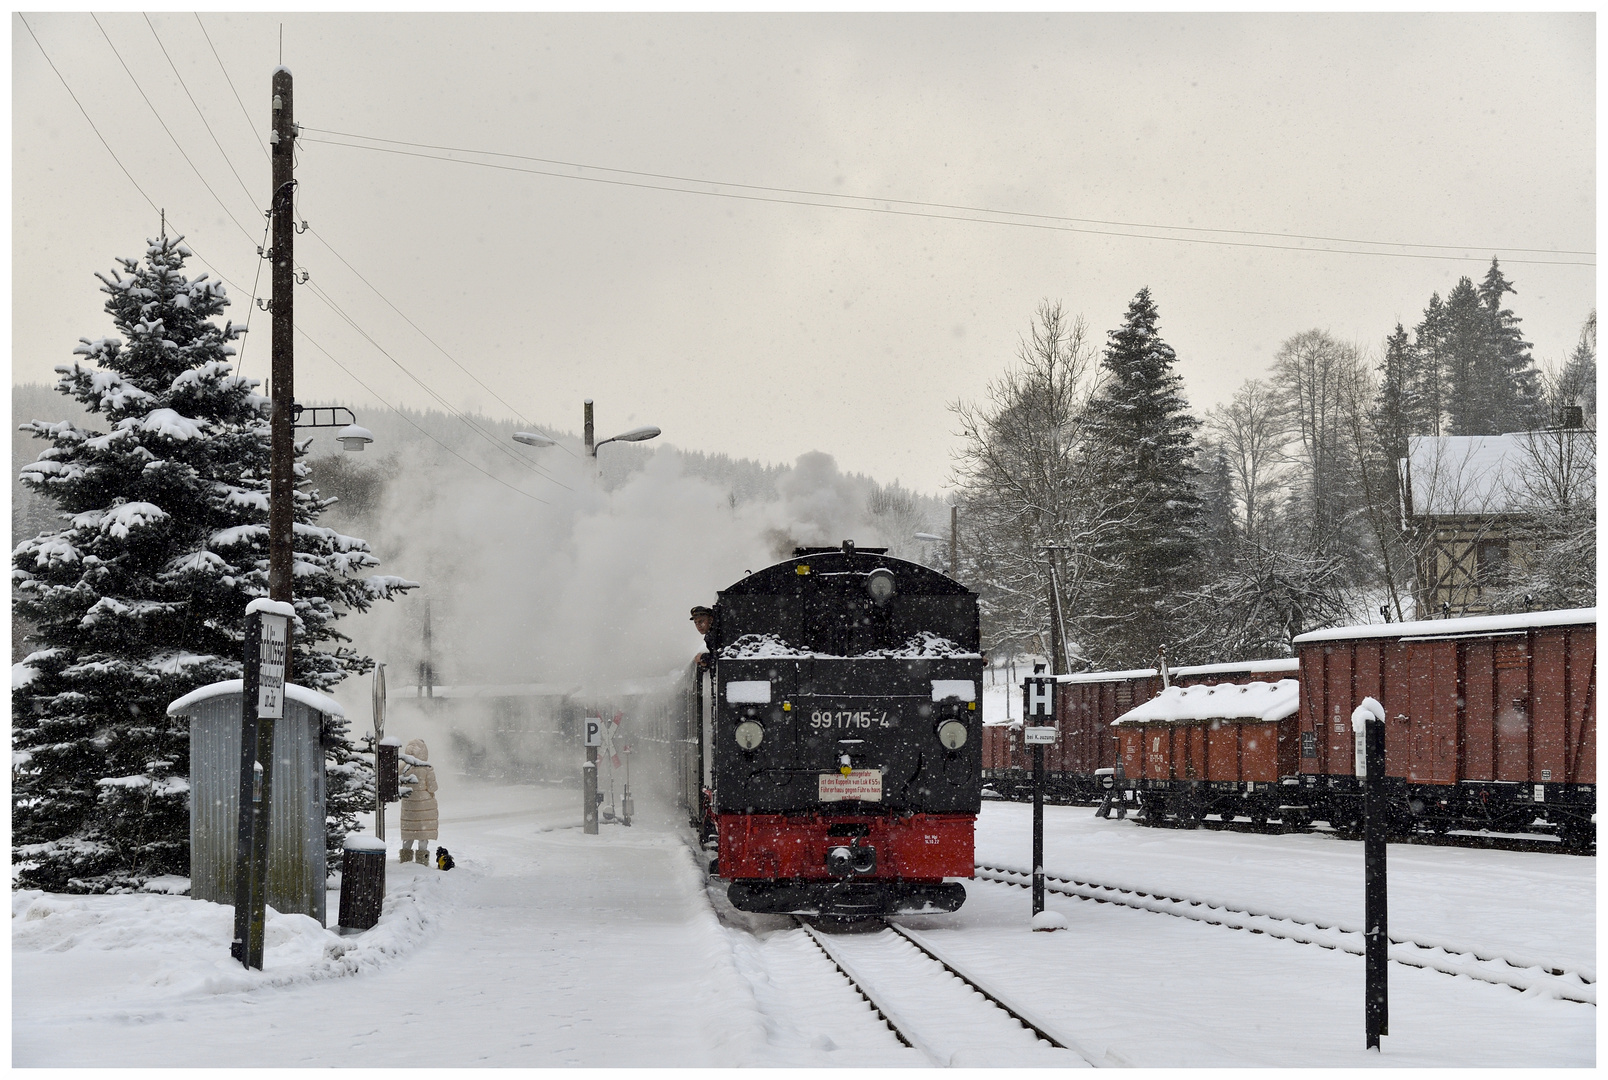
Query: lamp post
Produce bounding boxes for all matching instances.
[513,400,658,834]
[513,398,661,481]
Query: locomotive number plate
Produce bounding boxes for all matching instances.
[818,770,883,802]
[809,709,891,730]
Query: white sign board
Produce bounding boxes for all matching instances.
[818,770,883,802]
[583,716,603,747]
[256,613,288,719]
[1022,677,1055,719]
[1023,725,1059,745]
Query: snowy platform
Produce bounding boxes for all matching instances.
[12,785,1595,1066]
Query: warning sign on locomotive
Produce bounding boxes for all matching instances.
[818,770,883,802]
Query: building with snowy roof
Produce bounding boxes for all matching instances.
[1401,426,1594,617]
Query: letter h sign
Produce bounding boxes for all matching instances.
[1022,677,1055,721]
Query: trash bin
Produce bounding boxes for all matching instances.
[338,832,387,934]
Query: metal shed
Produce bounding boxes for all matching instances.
[167,679,342,925]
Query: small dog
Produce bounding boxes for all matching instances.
[434,847,455,871]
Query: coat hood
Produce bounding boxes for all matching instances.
[404,738,428,761]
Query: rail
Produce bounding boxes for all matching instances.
[974,863,1594,1005]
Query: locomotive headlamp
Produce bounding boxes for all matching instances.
[866,568,896,604]
[734,721,764,750]
[937,720,968,750]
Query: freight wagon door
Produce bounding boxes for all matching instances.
[1493,637,1532,782]
[1406,641,1458,785]
[1567,628,1595,784]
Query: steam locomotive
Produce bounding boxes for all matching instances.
[679,542,983,915]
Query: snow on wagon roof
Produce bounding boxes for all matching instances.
[1292,607,1596,646]
[1056,657,1298,684]
[1112,679,1300,726]
[165,679,345,717]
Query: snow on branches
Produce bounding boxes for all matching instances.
[12,235,416,894]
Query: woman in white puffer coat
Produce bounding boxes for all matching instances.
[399,738,439,864]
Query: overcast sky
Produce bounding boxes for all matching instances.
[11,12,1595,495]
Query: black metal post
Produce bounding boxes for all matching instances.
[1363,710,1388,1049]
[1032,741,1045,915]
[583,747,599,834]
[231,610,263,965]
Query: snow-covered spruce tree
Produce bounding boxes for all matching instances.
[1081,288,1204,668]
[12,235,414,893]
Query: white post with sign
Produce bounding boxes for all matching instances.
[1022,676,1058,918]
[582,715,602,835]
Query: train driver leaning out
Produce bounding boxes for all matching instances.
[690,605,716,668]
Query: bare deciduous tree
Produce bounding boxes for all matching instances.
[1206,378,1288,545]
[950,301,1130,667]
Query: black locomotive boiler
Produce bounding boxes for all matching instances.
[679,542,983,915]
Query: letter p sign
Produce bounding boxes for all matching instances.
[1023,677,1054,720]
[583,717,603,747]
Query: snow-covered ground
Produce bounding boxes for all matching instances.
[13,779,1595,1066]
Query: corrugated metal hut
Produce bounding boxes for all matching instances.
[167,680,343,924]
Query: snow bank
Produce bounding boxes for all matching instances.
[11,861,449,997]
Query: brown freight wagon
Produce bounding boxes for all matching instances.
[1113,678,1301,826]
[1291,608,1595,847]
[981,659,1298,805]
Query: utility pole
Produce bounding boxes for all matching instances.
[1042,546,1069,676]
[233,64,296,972]
[268,66,295,605]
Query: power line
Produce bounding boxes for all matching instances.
[91,12,262,250]
[27,17,561,486]
[301,127,1594,267]
[301,224,575,458]
[144,13,259,211]
[195,13,269,160]
[18,14,161,219]
[234,216,272,378]
[295,325,552,506]
[19,13,252,302]
[297,279,573,491]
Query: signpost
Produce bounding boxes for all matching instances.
[1352,697,1389,1050]
[233,599,292,969]
[583,715,602,835]
[1022,677,1058,917]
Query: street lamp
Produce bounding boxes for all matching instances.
[594,426,661,452]
[511,400,660,477]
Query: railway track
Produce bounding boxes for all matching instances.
[796,918,1106,1067]
[974,863,1595,1006]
